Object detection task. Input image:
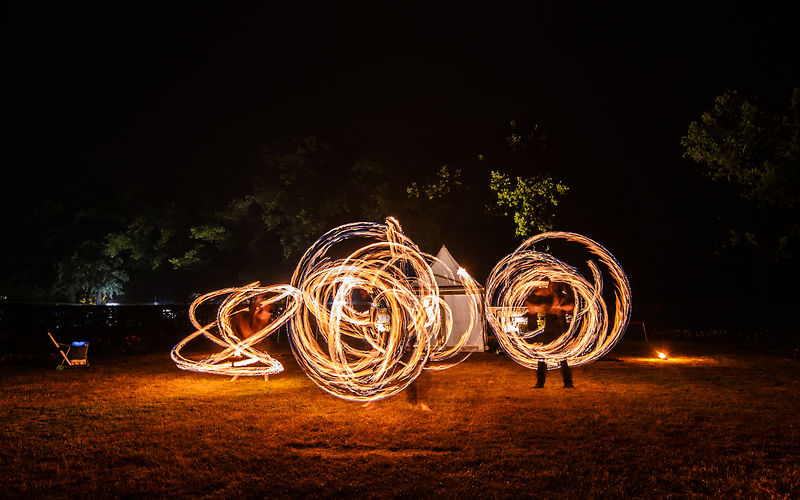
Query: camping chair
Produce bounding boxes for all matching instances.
[47,331,90,370]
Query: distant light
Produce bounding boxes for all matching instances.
[657,351,668,360]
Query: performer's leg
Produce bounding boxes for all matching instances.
[561,360,574,388]
[535,361,547,388]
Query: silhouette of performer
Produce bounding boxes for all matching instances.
[524,282,575,388]
[229,293,276,381]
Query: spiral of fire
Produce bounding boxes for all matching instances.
[288,218,480,401]
[484,232,631,370]
[170,283,301,377]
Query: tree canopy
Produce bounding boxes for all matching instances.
[3,119,570,303]
[681,88,799,262]
[489,171,569,238]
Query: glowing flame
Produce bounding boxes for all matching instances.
[658,351,667,360]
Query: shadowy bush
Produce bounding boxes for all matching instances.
[652,327,799,348]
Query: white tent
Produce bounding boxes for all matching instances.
[430,245,486,352]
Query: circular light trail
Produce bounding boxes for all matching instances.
[485,231,631,370]
[288,218,479,401]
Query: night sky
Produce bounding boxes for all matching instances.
[3,3,799,310]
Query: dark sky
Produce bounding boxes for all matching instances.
[3,3,799,304]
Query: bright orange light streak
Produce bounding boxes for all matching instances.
[288,218,479,401]
[485,232,632,371]
[172,222,628,400]
[170,283,301,377]
[171,218,479,402]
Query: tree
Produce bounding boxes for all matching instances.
[30,199,133,303]
[167,137,405,267]
[407,164,462,201]
[403,164,471,249]
[105,204,197,271]
[681,88,800,261]
[54,241,128,304]
[489,171,569,238]
[505,117,547,152]
[12,124,566,302]
[21,190,215,303]
[239,136,400,259]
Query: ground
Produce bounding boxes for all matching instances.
[1,340,798,498]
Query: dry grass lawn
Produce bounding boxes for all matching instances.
[1,340,798,498]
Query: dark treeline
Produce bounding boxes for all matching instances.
[1,120,569,305]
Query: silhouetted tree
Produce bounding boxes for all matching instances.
[681,88,799,262]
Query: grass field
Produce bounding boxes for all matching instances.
[1,339,798,498]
